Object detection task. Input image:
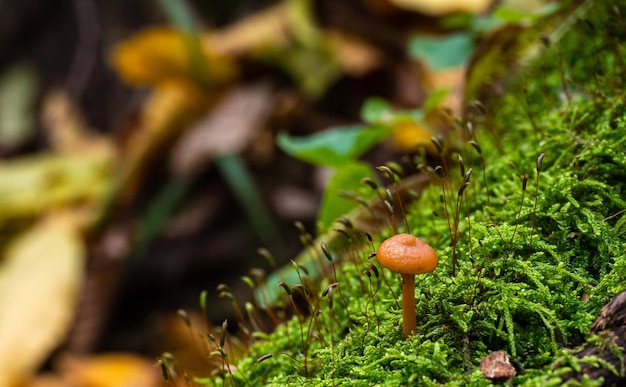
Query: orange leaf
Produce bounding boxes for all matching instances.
[60,353,160,387]
[111,27,236,87]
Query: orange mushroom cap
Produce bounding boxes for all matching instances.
[376,233,438,275]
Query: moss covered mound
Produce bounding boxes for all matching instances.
[193,2,626,386]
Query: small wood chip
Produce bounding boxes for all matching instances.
[480,351,516,383]
[589,290,626,334]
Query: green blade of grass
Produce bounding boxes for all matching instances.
[215,153,281,248]
[157,0,210,85]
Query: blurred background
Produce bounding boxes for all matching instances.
[0,0,551,384]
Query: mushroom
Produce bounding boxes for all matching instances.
[376,233,438,337]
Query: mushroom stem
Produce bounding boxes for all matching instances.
[401,273,417,337]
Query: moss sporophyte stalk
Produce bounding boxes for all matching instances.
[164,2,626,386]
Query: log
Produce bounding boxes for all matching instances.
[560,291,626,386]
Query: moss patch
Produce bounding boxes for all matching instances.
[196,2,626,386]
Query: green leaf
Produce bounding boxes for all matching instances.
[0,64,38,148]
[493,7,534,23]
[408,32,474,70]
[317,162,378,232]
[441,13,504,34]
[422,89,449,114]
[157,0,197,34]
[361,96,433,127]
[470,15,507,33]
[272,45,341,99]
[277,125,391,167]
[256,0,340,99]
[494,3,560,23]
[361,97,392,124]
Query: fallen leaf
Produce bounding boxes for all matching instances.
[111,27,236,87]
[170,82,274,176]
[41,90,116,161]
[206,2,293,56]
[0,64,38,151]
[207,0,343,98]
[408,33,474,71]
[360,96,438,152]
[0,90,116,227]
[116,80,209,205]
[325,29,383,76]
[22,374,66,387]
[0,153,113,225]
[427,67,466,115]
[0,214,84,387]
[59,353,160,387]
[391,119,437,152]
[155,312,221,380]
[408,32,474,114]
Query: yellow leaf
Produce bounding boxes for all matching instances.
[392,119,437,152]
[0,153,113,225]
[388,0,493,15]
[111,27,236,87]
[0,214,84,387]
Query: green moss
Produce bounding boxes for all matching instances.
[195,2,626,386]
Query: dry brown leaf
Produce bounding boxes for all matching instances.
[388,0,493,16]
[427,66,466,115]
[155,311,244,382]
[0,214,84,387]
[206,2,293,56]
[21,374,67,387]
[41,91,116,161]
[169,82,274,176]
[325,29,383,76]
